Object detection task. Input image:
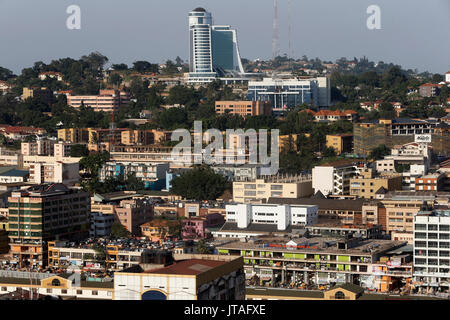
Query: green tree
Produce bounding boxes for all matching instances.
[108,73,122,87]
[196,239,211,254]
[111,222,131,239]
[69,144,90,157]
[171,166,230,201]
[369,144,390,160]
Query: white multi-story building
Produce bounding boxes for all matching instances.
[413,210,450,293]
[225,203,318,231]
[312,161,358,196]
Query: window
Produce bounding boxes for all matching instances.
[1,287,6,291]
[62,289,67,294]
[77,290,83,294]
[51,279,61,287]
[335,291,346,299]
[92,291,98,296]
[47,289,52,293]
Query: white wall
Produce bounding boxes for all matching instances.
[312,166,334,195]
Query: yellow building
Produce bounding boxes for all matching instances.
[350,169,402,199]
[232,175,313,203]
[326,134,353,155]
[57,128,89,144]
[279,134,299,153]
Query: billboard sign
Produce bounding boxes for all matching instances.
[415,134,431,143]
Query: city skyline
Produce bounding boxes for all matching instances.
[0,0,448,74]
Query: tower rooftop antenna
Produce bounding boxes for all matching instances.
[272,0,280,61]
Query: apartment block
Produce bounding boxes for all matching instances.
[99,162,169,184]
[415,173,445,191]
[21,140,55,156]
[29,162,80,186]
[215,101,272,117]
[66,89,130,113]
[312,160,359,196]
[232,175,313,203]
[91,194,153,235]
[326,134,353,155]
[350,169,403,199]
[413,210,450,293]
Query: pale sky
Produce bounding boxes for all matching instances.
[0,0,449,74]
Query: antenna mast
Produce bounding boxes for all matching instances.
[272,0,280,60]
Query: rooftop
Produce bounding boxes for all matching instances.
[144,258,227,276]
[216,236,405,256]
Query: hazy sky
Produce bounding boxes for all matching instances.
[0,0,449,74]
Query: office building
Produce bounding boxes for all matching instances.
[312,160,359,196]
[413,210,450,293]
[188,8,245,83]
[66,90,130,113]
[8,184,90,267]
[225,203,318,231]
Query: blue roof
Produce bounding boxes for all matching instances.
[0,169,29,177]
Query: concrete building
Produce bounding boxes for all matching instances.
[215,101,272,117]
[413,210,450,293]
[349,169,403,199]
[232,175,313,203]
[181,213,225,240]
[29,162,80,186]
[99,162,169,185]
[21,139,56,156]
[326,134,353,155]
[7,184,90,268]
[66,89,130,113]
[0,169,29,184]
[121,129,170,146]
[0,272,113,300]
[188,8,245,84]
[248,77,331,113]
[312,160,359,196]
[89,211,115,237]
[353,119,450,157]
[216,236,408,292]
[91,193,153,236]
[211,164,268,182]
[114,253,245,300]
[419,83,442,97]
[415,173,445,191]
[225,203,318,231]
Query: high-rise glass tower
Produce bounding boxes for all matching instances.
[188,8,244,84]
